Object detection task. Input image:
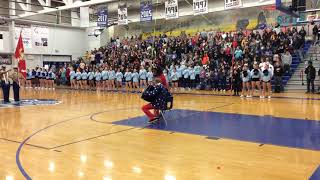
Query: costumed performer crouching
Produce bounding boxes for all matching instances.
[141,77,172,123]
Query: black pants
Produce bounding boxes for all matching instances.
[307,78,315,92]
[274,76,282,93]
[13,81,20,101]
[1,81,10,103]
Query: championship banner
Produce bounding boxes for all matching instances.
[0,55,12,65]
[14,26,32,49]
[165,0,179,20]
[140,0,152,22]
[225,0,243,9]
[118,2,128,25]
[32,26,48,47]
[97,7,108,27]
[193,0,208,15]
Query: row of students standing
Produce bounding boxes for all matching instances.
[233,62,274,99]
[69,66,154,92]
[25,68,56,89]
[165,63,202,91]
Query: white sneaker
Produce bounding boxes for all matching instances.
[260,96,265,99]
[247,95,252,98]
[240,95,244,98]
[268,96,271,99]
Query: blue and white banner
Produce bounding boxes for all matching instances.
[165,0,179,20]
[225,0,242,9]
[140,0,152,22]
[97,7,108,27]
[118,2,128,25]
[193,0,208,15]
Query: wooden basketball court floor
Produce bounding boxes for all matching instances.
[0,89,320,180]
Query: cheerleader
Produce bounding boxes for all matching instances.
[194,63,201,85]
[146,67,153,85]
[101,67,108,91]
[115,68,123,92]
[70,67,76,89]
[35,67,41,89]
[81,70,88,90]
[31,69,36,88]
[132,68,139,92]
[48,68,56,90]
[139,66,147,91]
[124,68,132,92]
[240,64,251,98]
[261,64,273,99]
[94,69,102,90]
[108,67,116,91]
[250,63,262,98]
[40,68,46,89]
[88,69,95,90]
[75,69,82,89]
[26,69,32,88]
[170,68,179,92]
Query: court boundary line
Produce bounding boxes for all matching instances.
[0,138,50,150]
[15,107,135,180]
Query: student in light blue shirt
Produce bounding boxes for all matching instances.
[88,69,95,90]
[101,68,108,90]
[189,66,196,89]
[95,69,102,90]
[26,69,32,88]
[75,69,82,89]
[47,69,55,90]
[139,66,147,89]
[115,68,123,91]
[108,67,116,90]
[194,64,202,84]
[131,68,139,91]
[182,67,190,88]
[69,68,76,89]
[81,70,88,90]
[124,68,132,92]
[146,67,153,85]
[240,64,251,98]
[170,68,179,91]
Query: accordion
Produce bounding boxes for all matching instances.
[141,85,155,102]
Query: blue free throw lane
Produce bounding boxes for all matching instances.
[310,166,320,180]
[113,109,320,150]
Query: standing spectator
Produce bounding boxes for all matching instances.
[305,61,316,93]
[273,62,284,93]
[281,49,292,73]
[299,26,307,40]
[313,25,318,45]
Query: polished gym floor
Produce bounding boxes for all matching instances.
[0,89,319,180]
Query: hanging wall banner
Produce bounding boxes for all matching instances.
[0,54,12,65]
[165,0,179,20]
[225,0,243,9]
[118,2,128,25]
[14,26,32,49]
[32,26,49,47]
[140,0,152,22]
[193,0,208,15]
[97,7,108,27]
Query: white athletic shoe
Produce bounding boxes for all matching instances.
[268,96,271,99]
[260,96,265,99]
[240,95,244,98]
[247,95,252,98]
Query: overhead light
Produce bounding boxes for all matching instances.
[103,176,112,180]
[104,160,114,168]
[164,175,176,180]
[80,154,87,163]
[5,176,14,180]
[48,162,55,172]
[132,166,142,174]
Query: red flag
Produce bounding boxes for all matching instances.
[15,33,26,78]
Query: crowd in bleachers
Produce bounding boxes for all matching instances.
[26,25,309,97]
